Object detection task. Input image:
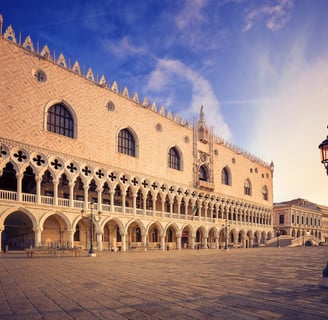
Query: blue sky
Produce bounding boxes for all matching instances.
[2,0,328,205]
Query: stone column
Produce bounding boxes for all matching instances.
[16,173,22,202]
[169,199,173,218]
[176,235,181,250]
[161,195,165,218]
[142,233,147,251]
[215,237,219,249]
[190,235,195,249]
[143,192,147,216]
[97,188,102,211]
[34,228,42,248]
[122,190,126,214]
[121,233,126,252]
[35,176,41,204]
[177,199,181,219]
[53,179,58,206]
[69,182,74,208]
[161,234,165,251]
[204,237,208,249]
[83,187,88,209]
[110,190,115,213]
[132,193,137,215]
[96,233,103,252]
[152,197,156,216]
[68,230,74,248]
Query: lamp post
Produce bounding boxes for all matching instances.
[81,201,101,257]
[222,216,230,250]
[318,129,328,287]
[302,230,305,246]
[319,128,328,175]
[276,226,280,248]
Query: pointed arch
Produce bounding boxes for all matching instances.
[44,100,77,139]
[221,166,232,186]
[117,127,138,157]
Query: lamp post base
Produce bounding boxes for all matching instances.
[88,252,97,257]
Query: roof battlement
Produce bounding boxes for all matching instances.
[0,13,273,170]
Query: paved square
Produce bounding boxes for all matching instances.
[0,247,327,319]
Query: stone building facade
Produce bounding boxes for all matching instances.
[0,14,274,253]
[273,199,328,245]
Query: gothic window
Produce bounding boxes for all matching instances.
[0,162,17,191]
[118,129,135,156]
[221,167,231,185]
[262,186,268,200]
[199,165,209,181]
[47,104,74,138]
[244,179,252,196]
[168,147,180,170]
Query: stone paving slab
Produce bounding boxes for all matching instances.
[0,247,327,319]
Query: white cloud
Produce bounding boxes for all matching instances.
[243,0,294,32]
[147,58,232,140]
[103,36,146,59]
[175,0,206,30]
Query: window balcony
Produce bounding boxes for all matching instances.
[197,180,215,190]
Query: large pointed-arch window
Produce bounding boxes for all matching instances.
[118,129,135,156]
[199,165,209,181]
[168,147,180,170]
[47,104,74,138]
[221,166,231,186]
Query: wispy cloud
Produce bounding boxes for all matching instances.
[147,58,231,140]
[103,36,147,59]
[175,0,206,29]
[243,0,294,32]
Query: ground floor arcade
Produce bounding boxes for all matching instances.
[0,207,274,253]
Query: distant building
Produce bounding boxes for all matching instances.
[0,13,274,253]
[273,198,328,245]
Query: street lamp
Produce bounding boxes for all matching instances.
[222,216,230,250]
[318,127,328,175]
[276,226,280,248]
[81,201,101,257]
[318,129,328,287]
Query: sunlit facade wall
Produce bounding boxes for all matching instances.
[0,15,274,252]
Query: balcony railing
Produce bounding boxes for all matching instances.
[0,189,272,228]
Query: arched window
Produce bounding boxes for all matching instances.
[244,179,252,196]
[221,167,231,185]
[118,129,135,156]
[199,165,208,181]
[151,228,158,242]
[47,104,74,138]
[262,186,268,200]
[168,147,180,170]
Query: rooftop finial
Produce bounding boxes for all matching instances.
[200,105,205,122]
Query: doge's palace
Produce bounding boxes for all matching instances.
[0,13,274,253]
